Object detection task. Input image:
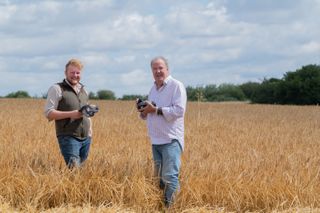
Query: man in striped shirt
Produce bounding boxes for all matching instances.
[138,56,187,207]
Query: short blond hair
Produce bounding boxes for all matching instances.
[65,59,83,72]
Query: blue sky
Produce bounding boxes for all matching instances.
[0,0,319,97]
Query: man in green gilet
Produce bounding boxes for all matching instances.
[44,59,92,168]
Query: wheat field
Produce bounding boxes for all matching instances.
[0,99,320,212]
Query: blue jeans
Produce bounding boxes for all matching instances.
[57,136,91,168]
[152,139,182,207]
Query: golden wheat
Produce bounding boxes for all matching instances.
[0,99,319,212]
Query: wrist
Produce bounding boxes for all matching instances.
[140,112,147,118]
[157,107,163,116]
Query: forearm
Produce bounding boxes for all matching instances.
[161,105,185,121]
[88,117,93,137]
[47,109,81,121]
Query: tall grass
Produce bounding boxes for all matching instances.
[0,99,319,212]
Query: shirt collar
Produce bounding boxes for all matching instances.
[164,75,171,84]
[154,75,171,87]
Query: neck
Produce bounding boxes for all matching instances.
[65,79,78,91]
[156,82,163,89]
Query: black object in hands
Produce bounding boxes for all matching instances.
[136,98,156,110]
[79,104,99,117]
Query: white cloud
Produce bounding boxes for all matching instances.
[203,1,228,20]
[82,53,111,67]
[0,0,319,97]
[0,60,8,73]
[75,0,114,12]
[120,69,149,86]
[114,55,136,64]
[0,3,16,24]
[301,41,320,54]
[165,1,230,37]
[79,13,163,51]
[199,48,242,62]
[42,61,60,70]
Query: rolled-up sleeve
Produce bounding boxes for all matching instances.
[162,82,187,122]
[44,85,62,120]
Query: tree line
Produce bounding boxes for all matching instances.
[2,64,320,105]
[187,64,320,105]
[241,64,320,105]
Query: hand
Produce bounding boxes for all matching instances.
[138,101,156,114]
[140,111,147,118]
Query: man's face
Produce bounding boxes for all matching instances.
[65,65,81,85]
[151,59,169,86]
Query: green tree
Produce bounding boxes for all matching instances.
[186,86,205,101]
[120,94,147,100]
[187,84,246,102]
[97,90,116,100]
[42,93,48,99]
[216,84,246,101]
[240,82,260,100]
[203,84,217,101]
[5,90,31,98]
[251,78,282,104]
[88,91,98,100]
[249,64,320,105]
[280,64,320,105]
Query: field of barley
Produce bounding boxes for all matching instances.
[0,98,320,212]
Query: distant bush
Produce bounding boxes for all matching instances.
[215,84,246,101]
[186,86,205,101]
[88,91,98,100]
[239,82,260,101]
[250,78,281,104]
[120,94,147,101]
[186,84,245,102]
[97,90,116,100]
[249,64,320,105]
[5,90,31,98]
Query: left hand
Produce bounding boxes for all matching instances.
[138,101,156,116]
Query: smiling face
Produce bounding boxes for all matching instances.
[64,59,83,86]
[151,58,169,88]
[65,64,81,86]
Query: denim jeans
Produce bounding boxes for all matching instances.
[152,139,182,207]
[57,136,91,168]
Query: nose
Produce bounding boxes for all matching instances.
[74,72,80,77]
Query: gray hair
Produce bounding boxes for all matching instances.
[150,56,169,69]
